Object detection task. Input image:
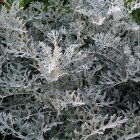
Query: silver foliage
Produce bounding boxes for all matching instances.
[0,0,140,139]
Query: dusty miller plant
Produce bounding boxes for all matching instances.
[0,0,140,139]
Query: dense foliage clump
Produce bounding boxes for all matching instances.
[0,0,140,139]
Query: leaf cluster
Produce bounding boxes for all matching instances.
[0,0,140,140]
